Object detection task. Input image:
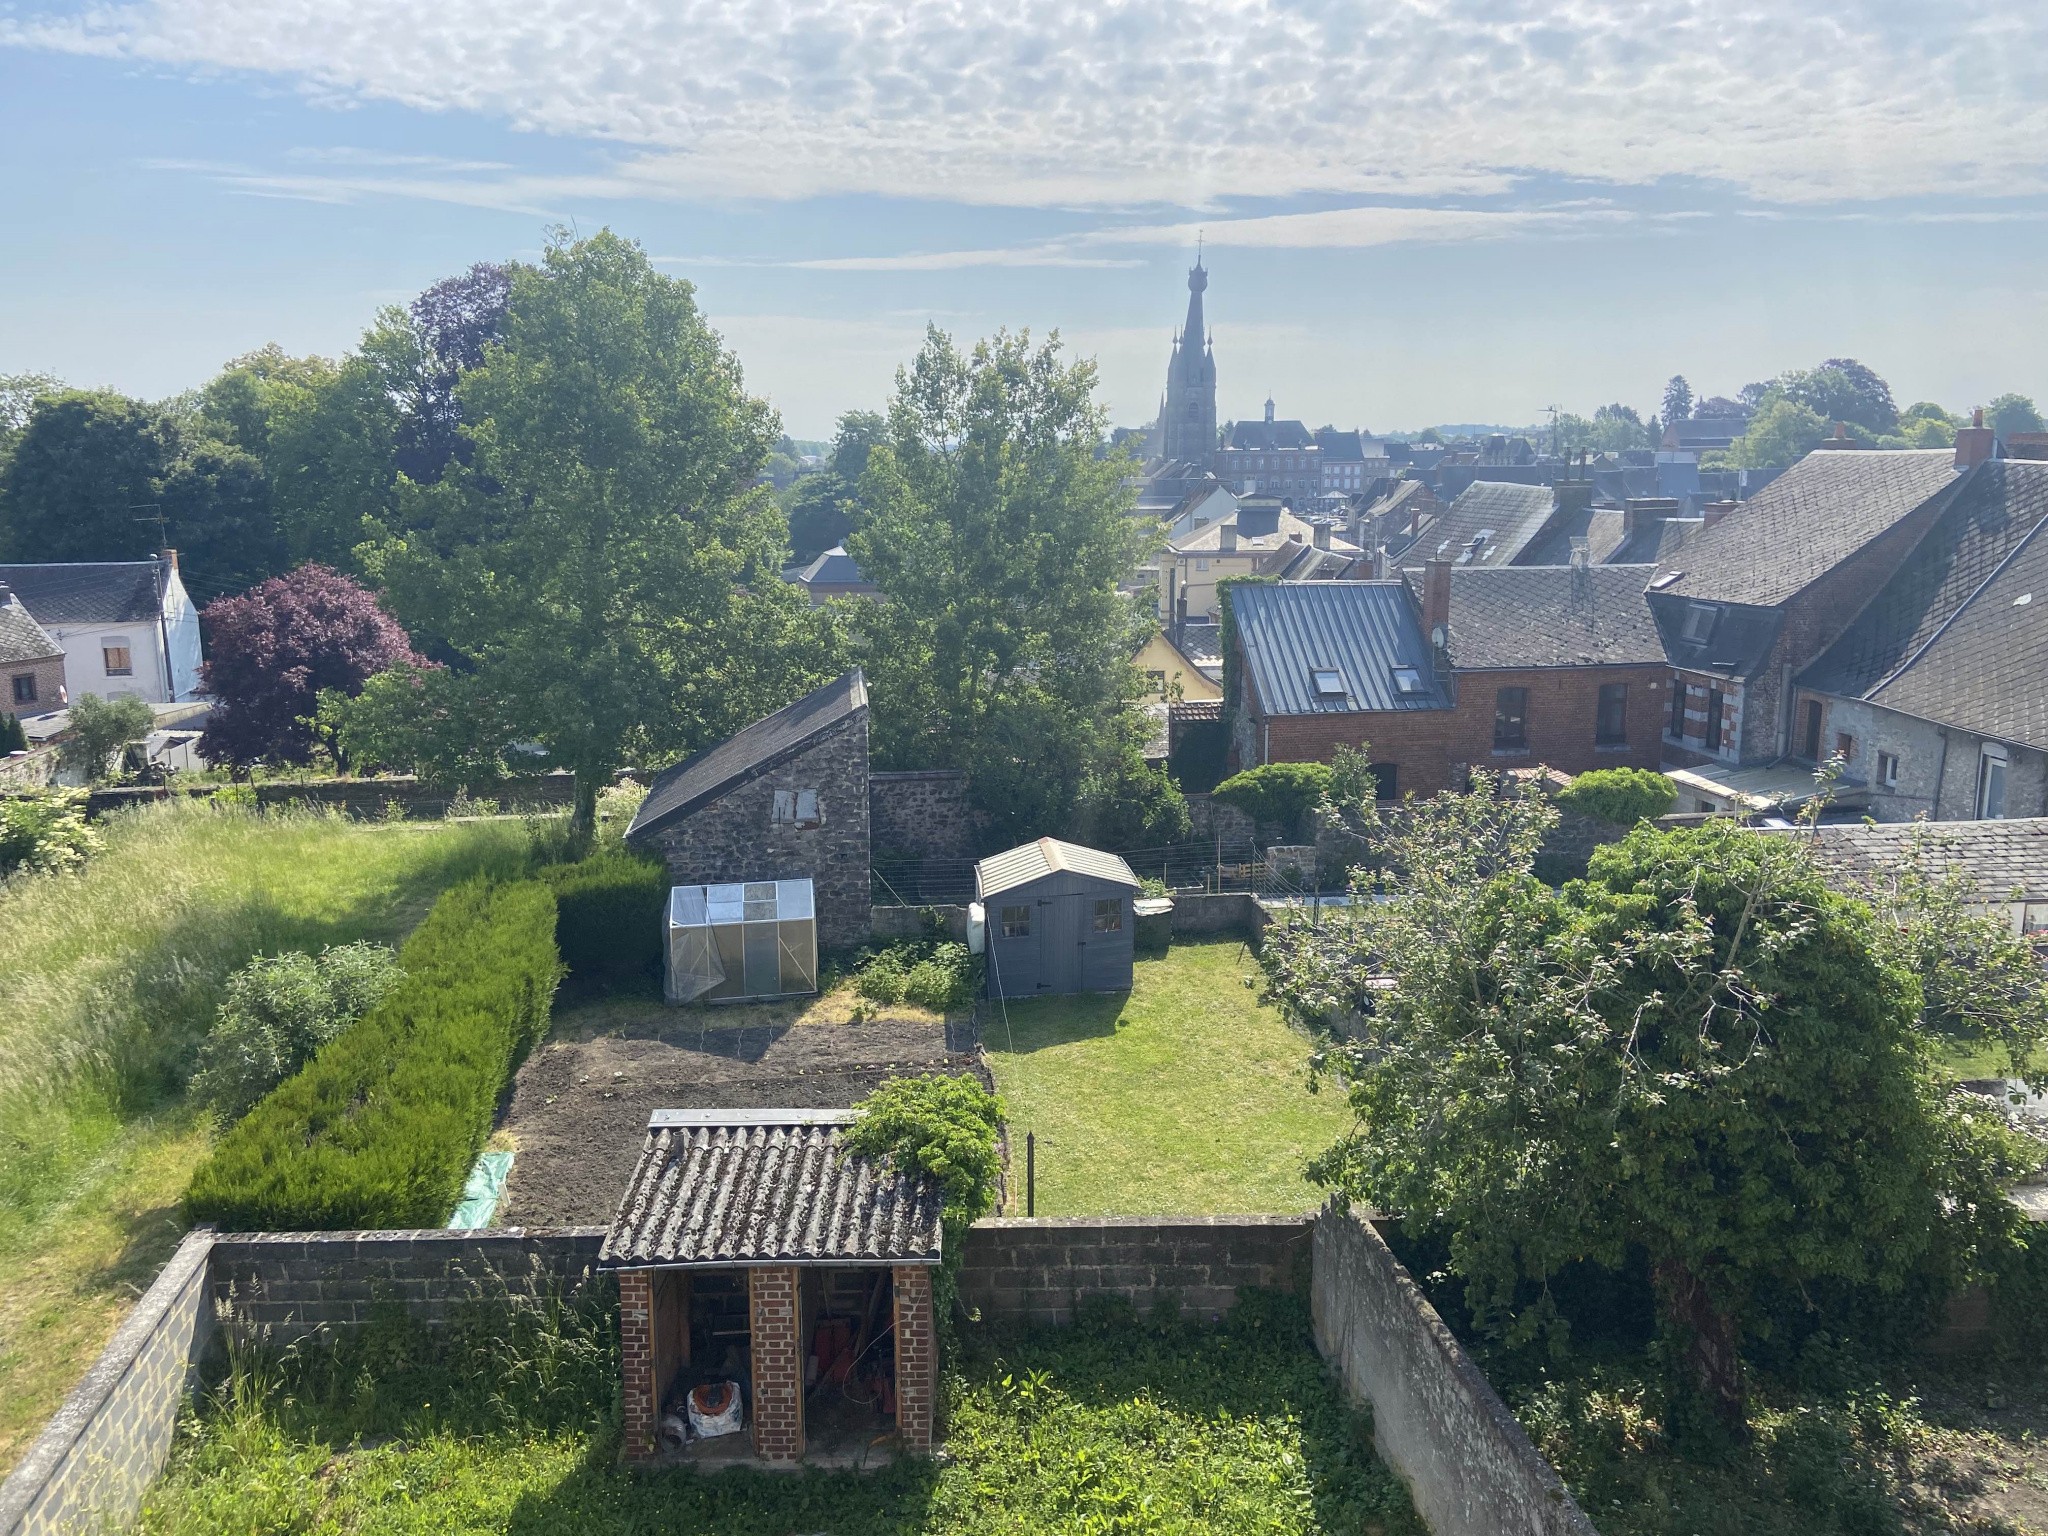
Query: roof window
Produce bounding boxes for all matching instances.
[1681,603,1718,642]
[1311,668,1347,697]
[1390,665,1425,696]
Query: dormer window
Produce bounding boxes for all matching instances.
[1311,668,1347,698]
[1390,665,1425,696]
[1681,603,1718,642]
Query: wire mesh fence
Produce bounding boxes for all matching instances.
[870,836,1266,907]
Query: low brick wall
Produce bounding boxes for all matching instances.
[0,1232,215,1536]
[959,1216,1311,1326]
[1312,1200,1597,1536]
[0,746,57,791]
[209,1228,608,1341]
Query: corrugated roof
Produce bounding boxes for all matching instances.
[1770,818,2048,905]
[0,592,63,665]
[0,562,166,625]
[1418,482,1556,567]
[976,837,1140,899]
[1652,450,1960,607]
[1438,565,1664,669]
[627,670,866,842]
[1231,580,1451,717]
[600,1110,943,1268]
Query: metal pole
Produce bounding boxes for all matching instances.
[1026,1132,1036,1217]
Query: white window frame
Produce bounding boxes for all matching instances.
[1876,750,1900,789]
[1978,744,2009,820]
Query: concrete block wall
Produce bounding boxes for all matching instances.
[0,1232,216,1536]
[1311,1199,1597,1536]
[958,1216,1311,1326]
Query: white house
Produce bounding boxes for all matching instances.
[0,555,204,705]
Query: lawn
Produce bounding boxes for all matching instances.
[140,1290,1421,1536]
[0,801,537,1478]
[983,940,1352,1216]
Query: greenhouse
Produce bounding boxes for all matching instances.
[665,879,819,1003]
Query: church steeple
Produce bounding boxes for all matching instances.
[1157,254,1218,466]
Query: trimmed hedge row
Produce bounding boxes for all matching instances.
[184,877,562,1231]
[539,851,665,983]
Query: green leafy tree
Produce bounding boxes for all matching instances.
[1212,761,1331,841]
[1722,398,1830,468]
[1662,376,1693,426]
[1772,359,1898,435]
[831,409,885,481]
[188,942,404,1120]
[1264,800,2044,1432]
[784,470,859,563]
[1590,403,1652,453]
[157,440,283,592]
[0,392,178,561]
[0,372,63,452]
[266,348,402,569]
[58,692,155,782]
[1553,766,1677,825]
[372,229,810,833]
[1987,393,2046,441]
[0,712,25,753]
[849,326,1159,846]
[1888,401,1961,449]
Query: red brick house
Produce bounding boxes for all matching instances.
[1225,563,1668,796]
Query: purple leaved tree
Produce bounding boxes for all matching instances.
[199,565,422,769]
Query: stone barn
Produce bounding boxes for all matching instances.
[603,1109,941,1464]
[627,671,873,949]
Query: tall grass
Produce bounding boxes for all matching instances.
[0,799,540,1475]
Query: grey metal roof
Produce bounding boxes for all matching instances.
[0,562,165,625]
[1231,580,1451,716]
[1774,818,2048,905]
[1419,482,1556,567]
[1438,565,1664,669]
[600,1110,943,1268]
[977,837,1140,899]
[1798,461,2048,748]
[1652,450,1960,608]
[627,670,866,842]
[0,591,63,665]
[795,545,873,588]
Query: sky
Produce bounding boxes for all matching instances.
[3,0,2048,439]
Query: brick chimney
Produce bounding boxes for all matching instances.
[1313,521,1332,551]
[1955,407,1996,471]
[1702,500,1736,529]
[1218,520,1237,553]
[1553,478,1594,516]
[160,547,179,571]
[1422,557,1452,642]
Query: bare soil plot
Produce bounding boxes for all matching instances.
[495,987,980,1227]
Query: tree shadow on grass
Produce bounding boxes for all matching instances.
[983,991,1128,1054]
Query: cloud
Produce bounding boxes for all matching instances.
[10,0,2048,209]
[1091,205,1634,250]
[657,247,1144,270]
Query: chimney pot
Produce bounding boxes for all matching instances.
[1954,414,1997,471]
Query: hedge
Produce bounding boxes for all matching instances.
[184,877,562,1230]
[1554,767,1678,826]
[539,850,665,983]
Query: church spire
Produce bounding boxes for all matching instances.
[1156,251,1218,468]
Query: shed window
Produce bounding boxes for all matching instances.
[10,673,34,705]
[1000,904,1032,938]
[1493,687,1529,751]
[102,644,133,677]
[1390,665,1425,696]
[1595,682,1628,745]
[1092,898,1123,934]
[770,789,823,828]
[1311,668,1346,697]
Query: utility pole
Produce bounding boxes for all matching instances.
[1544,405,1562,461]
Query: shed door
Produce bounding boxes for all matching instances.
[1079,892,1132,993]
[1041,889,1085,993]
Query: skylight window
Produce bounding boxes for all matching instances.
[1312,668,1347,697]
[1391,665,1425,696]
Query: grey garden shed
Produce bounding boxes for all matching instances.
[976,837,1140,999]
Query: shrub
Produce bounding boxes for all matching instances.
[0,788,98,876]
[1554,767,1677,826]
[184,877,561,1230]
[187,942,404,1120]
[58,692,154,783]
[1212,761,1331,840]
[854,940,978,1011]
[0,712,26,754]
[538,850,664,983]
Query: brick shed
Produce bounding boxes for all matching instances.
[601,1110,942,1465]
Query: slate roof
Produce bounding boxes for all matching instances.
[0,562,166,625]
[1231,581,1451,716]
[1224,418,1315,452]
[1664,418,1742,450]
[1416,481,1557,567]
[1608,514,1701,567]
[1798,462,2048,748]
[1314,428,1366,461]
[1646,591,1785,680]
[627,670,866,841]
[0,590,63,665]
[600,1110,942,1268]
[1781,818,2048,905]
[1172,507,1327,554]
[1651,450,1960,607]
[976,837,1140,899]
[1517,506,1627,567]
[1437,565,1664,669]
[793,545,874,589]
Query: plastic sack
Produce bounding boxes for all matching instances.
[688,1380,744,1439]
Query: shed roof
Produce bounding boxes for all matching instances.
[0,561,167,625]
[600,1110,943,1269]
[0,590,63,665]
[976,837,1140,899]
[1230,580,1450,717]
[1650,450,1959,608]
[627,670,866,842]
